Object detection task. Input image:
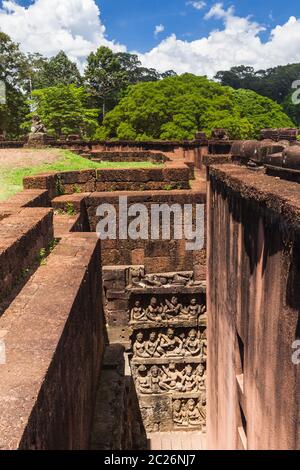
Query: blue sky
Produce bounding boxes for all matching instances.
[16,0,300,52]
[98,0,300,52]
[1,1,300,76]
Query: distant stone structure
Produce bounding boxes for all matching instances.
[25,115,54,148]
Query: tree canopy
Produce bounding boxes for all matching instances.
[215,64,300,124]
[27,85,99,138]
[101,74,294,140]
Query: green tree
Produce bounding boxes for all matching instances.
[102,74,293,141]
[27,84,99,138]
[0,32,29,138]
[84,46,126,118]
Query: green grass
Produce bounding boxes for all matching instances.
[0,150,161,201]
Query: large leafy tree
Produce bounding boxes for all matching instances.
[101,74,294,140]
[84,46,127,117]
[215,63,300,117]
[27,84,99,138]
[0,32,29,138]
[27,51,82,90]
[84,46,177,118]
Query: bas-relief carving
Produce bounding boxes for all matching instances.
[127,270,204,289]
[130,296,206,323]
[132,328,206,359]
[173,396,206,429]
[134,362,206,395]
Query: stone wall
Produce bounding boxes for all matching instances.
[88,151,169,164]
[0,207,53,306]
[0,233,105,450]
[85,189,206,278]
[24,165,191,195]
[207,163,300,450]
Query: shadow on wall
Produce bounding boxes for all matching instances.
[90,344,147,450]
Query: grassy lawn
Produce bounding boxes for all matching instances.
[0,149,160,201]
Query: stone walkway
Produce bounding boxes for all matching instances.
[147,431,206,450]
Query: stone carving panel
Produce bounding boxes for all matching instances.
[130,296,206,324]
[173,395,206,429]
[132,327,206,359]
[133,362,206,395]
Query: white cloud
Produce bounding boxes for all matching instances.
[154,24,165,37]
[139,3,300,76]
[186,1,206,10]
[0,0,126,67]
[1,1,300,79]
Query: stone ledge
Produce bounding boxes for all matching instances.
[0,233,104,450]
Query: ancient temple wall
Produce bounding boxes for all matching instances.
[85,190,206,278]
[0,234,105,450]
[207,164,300,450]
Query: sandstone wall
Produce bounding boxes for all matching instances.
[0,233,105,450]
[207,164,300,450]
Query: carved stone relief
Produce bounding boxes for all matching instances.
[130,296,206,323]
[132,328,206,359]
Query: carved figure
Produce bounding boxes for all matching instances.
[160,328,183,356]
[133,332,148,358]
[184,298,205,319]
[196,363,207,390]
[186,399,202,426]
[131,300,146,321]
[173,400,187,427]
[163,296,183,319]
[201,329,207,360]
[182,364,197,392]
[145,297,163,321]
[145,331,164,357]
[184,329,202,357]
[161,362,184,391]
[30,115,47,134]
[149,365,169,393]
[135,365,152,394]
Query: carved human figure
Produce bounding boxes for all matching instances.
[184,298,205,319]
[163,296,183,319]
[30,115,47,134]
[161,362,183,391]
[149,365,169,393]
[173,400,187,426]
[186,399,202,426]
[145,331,164,357]
[160,328,183,356]
[131,300,146,321]
[184,329,202,357]
[181,364,197,392]
[133,332,148,358]
[201,329,207,360]
[198,392,207,430]
[135,365,151,394]
[146,297,163,321]
[196,363,207,390]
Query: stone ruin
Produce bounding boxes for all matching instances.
[0,128,299,450]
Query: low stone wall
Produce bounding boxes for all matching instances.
[0,207,53,305]
[207,163,300,450]
[24,165,191,194]
[89,150,169,164]
[0,233,105,450]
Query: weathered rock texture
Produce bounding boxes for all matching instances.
[207,163,300,450]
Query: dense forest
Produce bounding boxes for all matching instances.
[0,32,298,141]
